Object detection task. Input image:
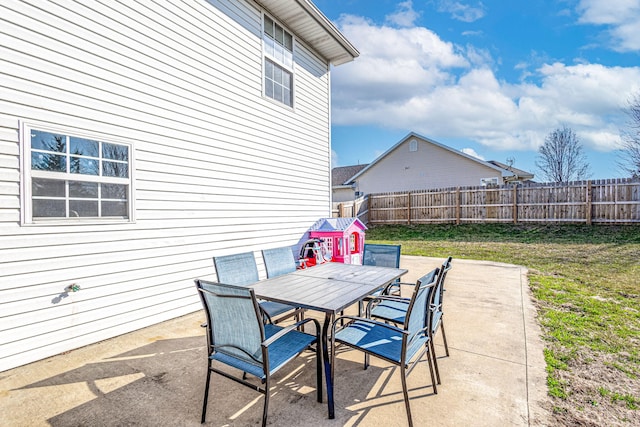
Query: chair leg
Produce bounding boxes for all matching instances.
[430,339,441,385]
[201,361,212,423]
[262,376,270,427]
[440,318,450,357]
[426,349,438,395]
[400,364,413,427]
[316,341,323,403]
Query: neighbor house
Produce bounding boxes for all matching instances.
[331,164,368,202]
[0,0,358,371]
[334,132,533,200]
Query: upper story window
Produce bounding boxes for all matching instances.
[21,125,133,224]
[263,14,293,107]
[409,139,418,152]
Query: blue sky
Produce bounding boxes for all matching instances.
[314,0,640,180]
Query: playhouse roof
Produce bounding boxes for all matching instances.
[308,217,367,232]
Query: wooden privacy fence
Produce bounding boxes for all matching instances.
[333,196,369,223]
[362,178,640,225]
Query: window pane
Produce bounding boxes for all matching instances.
[283,51,293,68]
[102,201,128,217]
[275,25,284,45]
[265,59,273,78]
[284,88,292,107]
[103,143,128,161]
[103,161,128,177]
[284,33,293,51]
[33,199,65,217]
[274,84,282,102]
[32,152,66,172]
[102,183,127,199]
[263,36,274,57]
[274,44,284,63]
[31,130,66,152]
[265,79,274,98]
[69,181,98,198]
[274,66,282,83]
[70,137,99,157]
[32,178,65,197]
[282,70,291,88]
[70,200,98,217]
[70,157,99,175]
[264,15,274,37]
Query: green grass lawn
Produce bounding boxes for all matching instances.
[366,223,640,425]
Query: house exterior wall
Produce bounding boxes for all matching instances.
[0,0,334,371]
[332,187,356,203]
[354,137,503,195]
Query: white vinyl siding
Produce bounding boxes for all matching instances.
[0,0,333,371]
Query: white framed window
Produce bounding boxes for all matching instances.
[409,139,418,152]
[21,123,134,224]
[263,14,293,107]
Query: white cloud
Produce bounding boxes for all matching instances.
[331,16,640,154]
[332,15,468,105]
[461,148,485,159]
[437,1,486,23]
[386,1,420,28]
[577,0,640,52]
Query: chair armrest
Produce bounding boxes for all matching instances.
[365,295,410,317]
[262,317,320,347]
[331,315,408,336]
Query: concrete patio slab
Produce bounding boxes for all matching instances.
[0,256,550,426]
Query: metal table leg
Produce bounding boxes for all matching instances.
[322,312,335,419]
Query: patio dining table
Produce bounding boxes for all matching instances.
[250,262,408,419]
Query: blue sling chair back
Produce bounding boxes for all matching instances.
[213,251,298,323]
[195,280,321,426]
[262,246,305,322]
[331,268,440,427]
[368,257,453,385]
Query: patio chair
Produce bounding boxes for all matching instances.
[195,280,321,426]
[261,246,305,322]
[362,243,404,296]
[262,246,297,278]
[432,256,453,358]
[367,258,453,384]
[213,252,298,324]
[331,268,440,427]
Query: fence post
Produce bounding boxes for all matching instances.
[513,185,518,224]
[407,192,411,225]
[586,180,592,225]
[456,187,461,225]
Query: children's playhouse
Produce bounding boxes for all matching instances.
[298,217,367,265]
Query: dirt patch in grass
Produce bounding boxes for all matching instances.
[551,351,640,426]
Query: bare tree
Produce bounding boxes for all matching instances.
[536,126,591,182]
[619,92,640,178]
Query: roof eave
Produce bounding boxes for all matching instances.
[254,0,359,65]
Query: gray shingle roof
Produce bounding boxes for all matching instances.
[332,164,368,186]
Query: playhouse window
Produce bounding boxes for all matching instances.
[21,125,133,224]
[349,232,359,253]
